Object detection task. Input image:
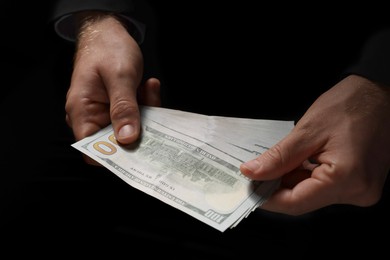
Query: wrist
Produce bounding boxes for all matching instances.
[76,11,127,44]
[54,11,145,44]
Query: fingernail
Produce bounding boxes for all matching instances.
[241,160,260,173]
[118,124,135,139]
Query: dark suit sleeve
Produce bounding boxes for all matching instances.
[50,0,145,43]
[345,28,390,86]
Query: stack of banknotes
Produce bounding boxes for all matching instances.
[72,106,294,232]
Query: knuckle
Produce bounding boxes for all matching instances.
[110,59,142,80]
[264,144,286,166]
[349,182,382,207]
[337,168,384,207]
[110,100,139,119]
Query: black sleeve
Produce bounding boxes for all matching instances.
[50,0,145,43]
[345,28,390,86]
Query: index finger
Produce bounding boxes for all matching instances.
[260,164,338,215]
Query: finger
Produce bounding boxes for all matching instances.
[280,167,312,189]
[240,128,324,181]
[65,92,110,141]
[82,154,102,166]
[138,77,161,107]
[260,164,337,215]
[105,72,142,145]
[65,98,109,166]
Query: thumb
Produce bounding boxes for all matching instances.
[107,74,142,145]
[240,130,320,180]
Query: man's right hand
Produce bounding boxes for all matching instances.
[65,12,160,165]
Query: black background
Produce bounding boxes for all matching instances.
[1,1,389,258]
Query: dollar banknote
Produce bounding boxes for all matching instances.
[71,106,294,231]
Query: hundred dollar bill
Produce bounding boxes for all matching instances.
[72,107,294,231]
[141,106,294,160]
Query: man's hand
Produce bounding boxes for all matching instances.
[65,12,161,165]
[241,75,390,215]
